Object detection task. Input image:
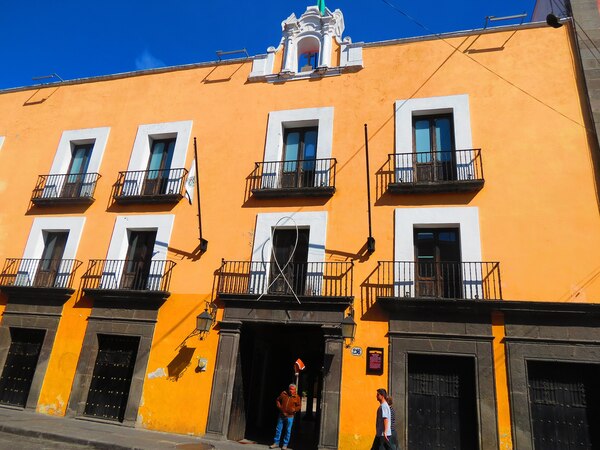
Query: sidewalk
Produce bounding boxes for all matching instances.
[0,407,268,450]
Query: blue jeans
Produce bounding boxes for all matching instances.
[273,414,294,447]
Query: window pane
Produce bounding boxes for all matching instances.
[148,141,166,179]
[302,130,317,171]
[284,132,300,171]
[415,120,431,163]
[435,118,453,158]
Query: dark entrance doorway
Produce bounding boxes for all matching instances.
[84,334,140,422]
[228,323,324,450]
[407,354,478,450]
[0,328,46,407]
[528,360,600,449]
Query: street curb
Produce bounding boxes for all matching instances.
[0,423,157,450]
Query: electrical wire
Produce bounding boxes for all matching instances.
[378,0,592,132]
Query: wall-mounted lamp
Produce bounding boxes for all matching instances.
[546,13,563,28]
[341,310,357,348]
[195,302,217,340]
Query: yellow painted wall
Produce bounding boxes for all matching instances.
[0,23,598,449]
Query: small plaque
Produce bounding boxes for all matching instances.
[366,347,384,375]
[351,347,363,356]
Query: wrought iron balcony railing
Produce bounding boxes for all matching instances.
[250,158,336,197]
[387,149,484,193]
[31,173,100,205]
[0,258,82,289]
[217,260,353,299]
[113,168,188,203]
[376,261,502,300]
[83,259,176,292]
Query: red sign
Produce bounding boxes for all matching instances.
[366,347,384,375]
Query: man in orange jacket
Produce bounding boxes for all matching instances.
[270,383,301,449]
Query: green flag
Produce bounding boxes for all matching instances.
[317,0,326,15]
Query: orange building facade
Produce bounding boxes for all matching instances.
[0,4,599,450]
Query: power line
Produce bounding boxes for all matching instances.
[378,0,590,131]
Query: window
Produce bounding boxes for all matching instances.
[143,138,176,195]
[61,143,94,198]
[269,228,310,294]
[297,36,321,72]
[413,114,456,182]
[414,228,462,298]
[119,121,192,199]
[120,231,157,290]
[282,127,318,188]
[34,231,69,287]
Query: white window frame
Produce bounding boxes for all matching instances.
[42,127,110,198]
[250,211,327,295]
[0,136,5,152]
[394,207,483,299]
[16,217,86,288]
[100,215,175,290]
[394,94,475,183]
[262,107,334,189]
[122,121,192,196]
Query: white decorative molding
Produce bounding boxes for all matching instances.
[250,211,328,294]
[394,94,474,183]
[42,127,110,198]
[124,120,193,196]
[49,127,110,175]
[248,6,362,82]
[262,107,334,188]
[0,136,5,152]
[394,207,483,299]
[17,217,86,288]
[105,215,175,261]
[101,215,175,290]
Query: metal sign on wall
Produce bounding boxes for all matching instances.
[366,347,384,375]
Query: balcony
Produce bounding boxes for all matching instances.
[375,261,502,301]
[0,258,82,295]
[83,258,176,294]
[113,168,188,204]
[250,158,336,198]
[387,149,484,194]
[31,173,100,205]
[217,260,353,306]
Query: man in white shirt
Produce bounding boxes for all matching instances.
[371,388,393,450]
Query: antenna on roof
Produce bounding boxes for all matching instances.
[484,13,527,29]
[215,48,249,62]
[31,73,64,82]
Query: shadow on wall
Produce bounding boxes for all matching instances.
[167,345,196,381]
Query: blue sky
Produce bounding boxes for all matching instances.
[0,0,538,91]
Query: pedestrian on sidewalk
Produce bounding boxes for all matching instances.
[270,383,301,450]
[386,396,400,450]
[370,388,394,450]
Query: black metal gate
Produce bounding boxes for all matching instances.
[84,334,139,422]
[528,361,600,449]
[0,328,45,407]
[407,354,478,450]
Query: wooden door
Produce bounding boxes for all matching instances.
[414,228,461,298]
[408,354,478,450]
[269,229,310,295]
[120,231,156,290]
[282,128,318,188]
[61,144,93,198]
[143,139,176,195]
[413,115,456,182]
[0,328,45,407]
[34,231,68,287]
[84,335,139,422]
